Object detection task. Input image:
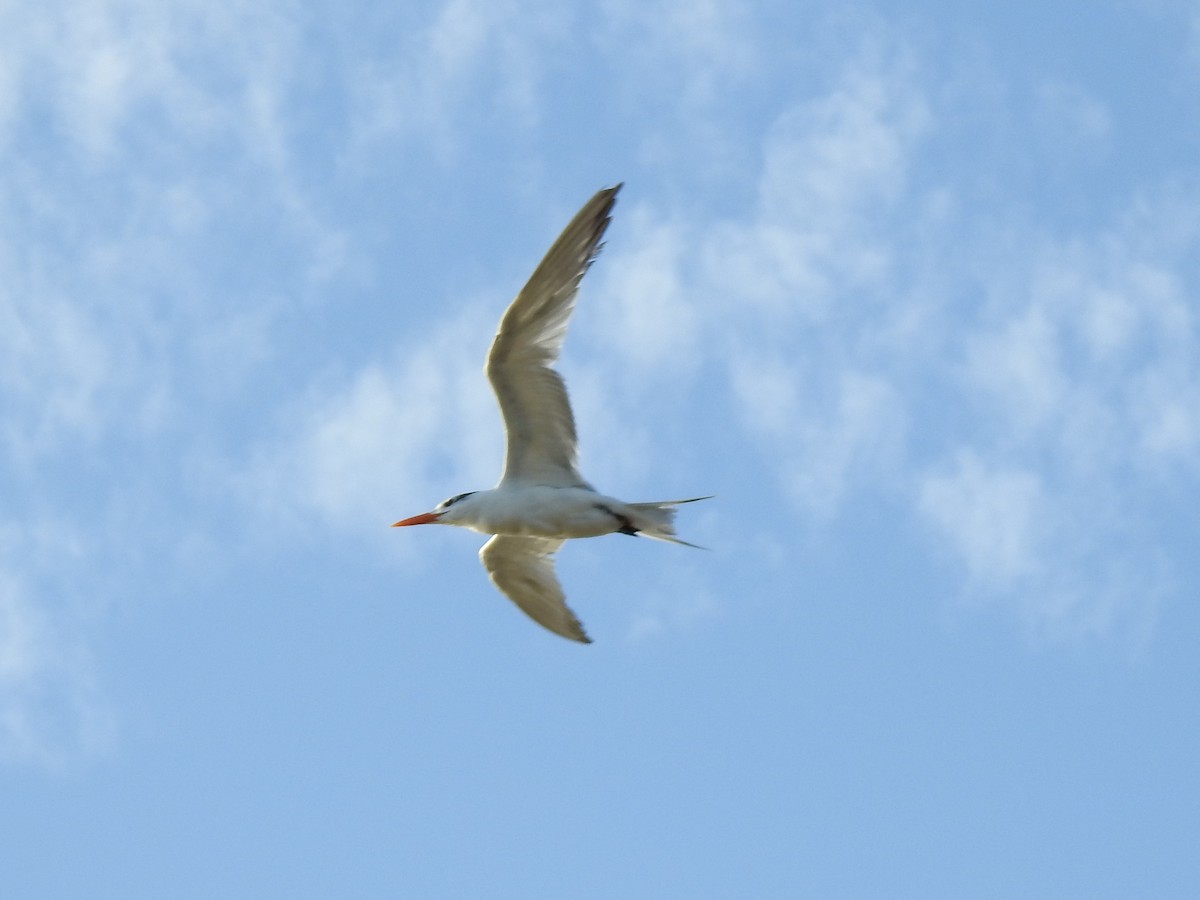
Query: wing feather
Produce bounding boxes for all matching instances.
[487,185,621,487]
[479,535,591,643]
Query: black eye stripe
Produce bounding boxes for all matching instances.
[441,491,476,508]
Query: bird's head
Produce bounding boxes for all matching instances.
[391,491,478,528]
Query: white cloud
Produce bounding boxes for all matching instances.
[243,304,506,540]
[916,448,1166,642]
[960,219,1200,480]
[963,305,1067,437]
[591,207,701,376]
[598,0,757,107]
[0,527,114,767]
[757,50,930,226]
[0,0,347,766]
[0,583,101,766]
[0,2,209,155]
[903,199,1198,636]
[732,358,905,515]
[918,451,1043,587]
[687,39,930,336]
[1132,364,1200,464]
[347,0,564,160]
[0,271,113,461]
[0,0,339,453]
[634,39,929,517]
[560,366,657,488]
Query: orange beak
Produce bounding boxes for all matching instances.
[391,511,442,527]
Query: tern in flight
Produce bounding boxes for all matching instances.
[392,184,708,643]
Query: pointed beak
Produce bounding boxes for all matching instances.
[391,511,442,527]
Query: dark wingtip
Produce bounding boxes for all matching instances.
[596,183,622,205]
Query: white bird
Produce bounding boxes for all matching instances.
[392,184,708,644]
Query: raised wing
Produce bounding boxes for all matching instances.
[487,185,621,487]
[479,535,591,643]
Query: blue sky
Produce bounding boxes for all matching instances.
[3,0,1199,896]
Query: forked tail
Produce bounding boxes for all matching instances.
[626,496,712,548]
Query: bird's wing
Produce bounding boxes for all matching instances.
[487,185,621,487]
[479,535,591,643]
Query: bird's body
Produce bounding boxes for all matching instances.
[423,484,704,542]
[393,184,707,643]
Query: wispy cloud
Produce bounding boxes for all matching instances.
[0,593,113,767]
[586,36,929,514]
[918,451,1043,586]
[0,523,115,766]
[909,191,1198,636]
[346,0,566,162]
[577,26,1198,640]
[598,0,758,107]
[242,303,506,542]
[0,0,350,765]
[591,206,702,377]
[917,447,1167,643]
